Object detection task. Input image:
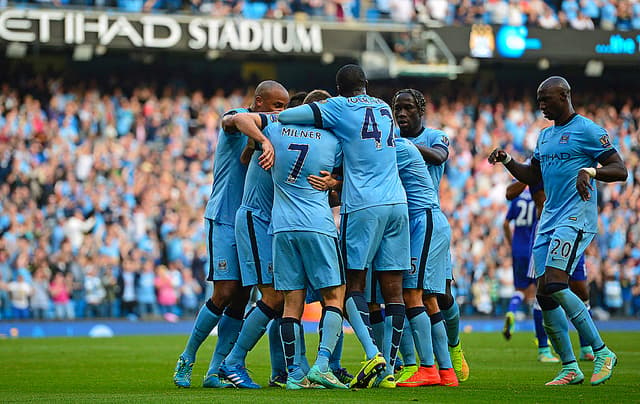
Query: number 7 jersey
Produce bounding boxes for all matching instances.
[262,115,343,237]
[305,95,406,213]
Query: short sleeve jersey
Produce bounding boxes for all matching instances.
[240,120,277,221]
[395,137,439,214]
[263,115,342,237]
[204,108,249,224]
[301,95,406,213]
[406,127,449,196]
[505,187,537,258]
[533,114,616,233]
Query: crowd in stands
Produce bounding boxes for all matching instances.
[2,0,639,31]
[0,75,639,322]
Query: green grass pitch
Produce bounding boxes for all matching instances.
[1,331,639,403]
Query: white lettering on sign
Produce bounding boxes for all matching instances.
[0,10,323,54]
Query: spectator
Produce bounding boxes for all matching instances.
[155,265,178,316]
[50,272,74,320]
[31,266,52,320]
[84,266,106,318]
[7,274,33,319]
[137,260,158,318]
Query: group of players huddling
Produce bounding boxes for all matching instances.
[172,65,625,390]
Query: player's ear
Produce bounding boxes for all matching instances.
[255,95,263,108]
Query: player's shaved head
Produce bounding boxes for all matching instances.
[538,76,571,96]
[303,89,331,104]
[336,64,367,96]
[255,80,288,99]
[253,80,289,113]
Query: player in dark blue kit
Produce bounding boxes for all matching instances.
[173,81,288,388]
[489,76,627,385]
[279,65,410,388]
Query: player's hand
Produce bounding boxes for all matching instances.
[307,171,336,191]
[576,169,594,201]
[488,148,511,165]
[258,140,274,170]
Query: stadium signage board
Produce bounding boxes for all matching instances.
[466,24,640,63]
[0,10,323,53]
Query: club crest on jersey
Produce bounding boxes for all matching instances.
[218,260,228,271]
[599,134,611,148]
[559,134,570,144]
[441,135,450,146]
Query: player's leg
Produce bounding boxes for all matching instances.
[217,210,279,388]
[543,228,616,385]
[366,267,384,353]
[341,209,385,374]
[569,256,595,361]
[504,257,530,340]
[374,203,411,387]
[174,219,241,388]
[397,211,435,387]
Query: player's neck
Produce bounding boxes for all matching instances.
[554,111,577,126]
[401,126,425,138]
[340,88,366,97]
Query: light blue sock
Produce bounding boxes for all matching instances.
[430,312,453,369]
[182,301,222,362]
[315,307,343,372]
[345,293,379,359]
[441,300,460,347]
[552,289,604,351]
[207,308,243,374]
[542,306,576,364]
[382,303,405,376]
[269,317,287,378]
[370,310,385,353]
[407,307,434,367]
[222,302,273,368]
[298,324,310,374]
[329,330,344,371]
[399,317,416,366]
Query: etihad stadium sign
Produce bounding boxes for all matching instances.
[0,10,323,53]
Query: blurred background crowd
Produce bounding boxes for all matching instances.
[0,74,639,321]
[1,0,640,31]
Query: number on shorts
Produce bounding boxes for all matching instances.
[287,143,309,184]
[551,239,572,258]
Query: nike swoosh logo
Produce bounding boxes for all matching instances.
[605,359,613,371]
[541,140,549,144]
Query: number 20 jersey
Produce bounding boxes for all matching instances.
[263,117,342,237]
[309,96,407,214]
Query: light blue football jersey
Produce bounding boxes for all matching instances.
[204,108,249,224]
[395,137,438,214]
[262,115,342,237]
[533,114,616,233]
[279,95,406,213]
[240,135,275,222]
[406,127,450,193]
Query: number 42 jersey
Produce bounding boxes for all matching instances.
[279,95,407,213]
[262,114,342,237]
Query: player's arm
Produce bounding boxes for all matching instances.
[532,188,546,218]
[576,151,627,201]
[488,148,543,186]
[277,104,316,125]
[505,181,527,201]
[307,171,342,192]
[240,139,256,165]
[503,219,512,250]
[414,144,448,165]
[225,113,274,170]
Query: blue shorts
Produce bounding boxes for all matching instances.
[445,252,453,281]
[340,203,410,272]
[571,255,587,281]
[273,231,345,291]
[513,256,536,289]
[206,219,241,282]
[403,209,449,295]
[235,207,273,287]
[532,226,595,278]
